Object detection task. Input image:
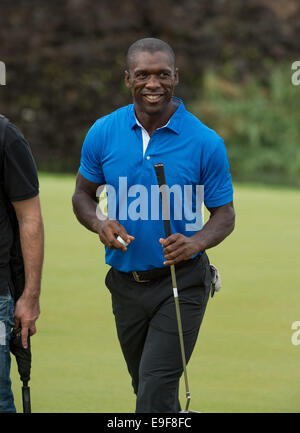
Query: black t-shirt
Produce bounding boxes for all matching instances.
[0,121,39,281]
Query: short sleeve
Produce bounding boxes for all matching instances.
[4,124,39,202]
[79,121,105,184]
[201,135,233,208]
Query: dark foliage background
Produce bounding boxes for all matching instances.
[0,0,299,183]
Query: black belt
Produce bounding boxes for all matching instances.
[118,254,203,283]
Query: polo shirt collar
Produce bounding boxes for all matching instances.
[128,96,185,135]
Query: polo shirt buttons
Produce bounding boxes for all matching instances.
[146,156,151,160]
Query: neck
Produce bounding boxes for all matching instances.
[134,97,179,136]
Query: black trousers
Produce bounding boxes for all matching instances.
[105,253,212,413]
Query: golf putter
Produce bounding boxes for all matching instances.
[10,328,32,413]
[154,162,198,413]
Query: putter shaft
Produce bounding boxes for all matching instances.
[154,162,193,412]
[170,264,191,412]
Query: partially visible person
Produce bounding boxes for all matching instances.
[0,115,44,413]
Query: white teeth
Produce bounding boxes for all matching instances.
[146,95,160,101]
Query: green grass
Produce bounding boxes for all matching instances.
[10,174,300,413]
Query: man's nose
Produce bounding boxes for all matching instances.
[145,74,161,89]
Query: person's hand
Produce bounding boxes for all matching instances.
[97,219,134,251]
[14,292,40,349]
[159,233,201,265]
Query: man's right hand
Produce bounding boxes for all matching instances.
[14,292,40,349]
[97,219,134,251]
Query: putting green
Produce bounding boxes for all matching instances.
[10,174,300,413]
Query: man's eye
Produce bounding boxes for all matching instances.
[136,72,147,79]
[160,72,170,78]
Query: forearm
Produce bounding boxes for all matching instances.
[15,216,43,346]
[72,184,134,251]
[192,204,235,251]
[72,190,107,233]
[12,196,43,345]
[18,216,44,297]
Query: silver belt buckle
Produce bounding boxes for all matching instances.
[132,271,150,283]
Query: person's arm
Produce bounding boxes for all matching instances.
[72,172,134,250]
[12,195,44,348]
[160,201,235,265]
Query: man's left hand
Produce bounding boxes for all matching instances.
[159,233,202,265]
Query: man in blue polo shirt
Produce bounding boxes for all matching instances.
[72,38,235,413]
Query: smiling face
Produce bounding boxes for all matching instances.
[124,50,179,118]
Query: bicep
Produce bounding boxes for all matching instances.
[74,172,104,201]
[207,201,235,220]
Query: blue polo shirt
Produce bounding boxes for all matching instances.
[79,98,233,272]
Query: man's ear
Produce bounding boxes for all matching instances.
[174,67,179,86]
[124,70,131,89]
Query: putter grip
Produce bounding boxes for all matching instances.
[22,385,31,413]
[154,163,172,238]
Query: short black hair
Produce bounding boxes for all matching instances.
[126,38,176,71]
